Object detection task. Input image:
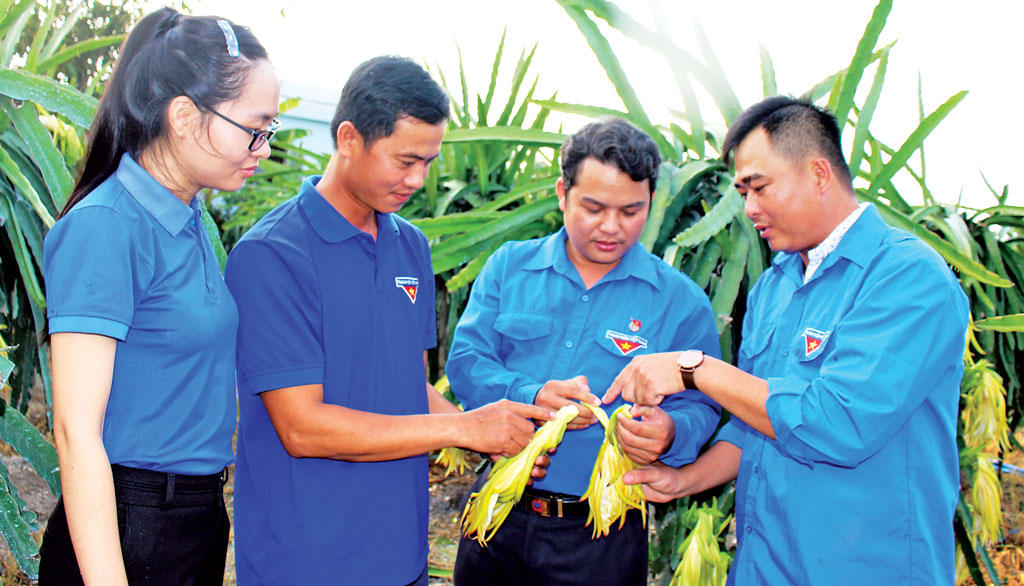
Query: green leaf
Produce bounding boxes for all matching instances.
[848,47,889,176]
[0,464,39,579]
[641,161,717,251]
[1,98,74,209]
[412,211,504,239]
[530,99,628,120]
[0,395,60,496]
[710,224,749,334]
[833,0,892,134]
[0,145,56,228]
[759,44,777,97]
[555,1,674,157]
[0,354,13,388]
[670,186,743,248]
[0,190,47,308]
[975,314,1024,333]
[200,198,227,272]
[431,197,559,273]
[692,18,741,124]
[444,245,498,292]
[865,91,967,198]
[479,29,507,126]
[862,194,1013,288]
[443,127,566,146]
[0,68,98,127]
[35,34,125,73]
[278,96,300,114]
[955,496,987,585]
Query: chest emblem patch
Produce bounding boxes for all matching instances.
[606,330,648,356]
[629,318,642,332]
[395,276,419,304]
[802,327,831,358]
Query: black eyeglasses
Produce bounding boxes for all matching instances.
[200,104,280,152]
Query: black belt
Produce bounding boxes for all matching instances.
[518,488,590,518]
[112,464,228,508]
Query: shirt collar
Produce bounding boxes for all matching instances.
[299,176,399,243]
[522,228,661,289]
[771,202,886,284]
[115,152,196,235]
[803,202,869,283]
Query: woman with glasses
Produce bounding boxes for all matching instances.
[37,8,279,585]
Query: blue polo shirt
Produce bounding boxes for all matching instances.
[226,176,436,586]
[447,228,721,497]
[716,205,969,585]
[43,153,237,475]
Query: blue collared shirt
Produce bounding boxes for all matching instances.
[44,153,237,475]
[717,204,969,585]
[448,228,721,496]
[226,176,436,586]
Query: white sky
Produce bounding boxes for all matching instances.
[165,0,1022,210]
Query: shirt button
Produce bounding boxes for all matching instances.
[566,341,573,349]
[581,295,589,302]
[782,349,789,357]
[752,465,759,474]
[745,526,752,534]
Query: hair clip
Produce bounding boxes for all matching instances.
[217,19,239,58]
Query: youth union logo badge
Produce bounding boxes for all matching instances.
[395,277,419,303]
[629,318,642,332]
[802,327,831,358]
[605,330,648,356]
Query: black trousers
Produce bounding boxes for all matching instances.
[38,464,230,586]
[453,474,649,586]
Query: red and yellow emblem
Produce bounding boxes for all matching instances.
[801,327,830,358]
[395,276,419,304]
[605,330,648,356]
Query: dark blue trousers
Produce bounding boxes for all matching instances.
[454,474,648,586]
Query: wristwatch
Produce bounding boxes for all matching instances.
[677,350,705,391]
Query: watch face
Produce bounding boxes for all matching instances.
[677,350,704,370]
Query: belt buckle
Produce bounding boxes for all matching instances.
[529,496,563,518]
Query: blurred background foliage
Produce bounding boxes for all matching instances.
[0,0,1021,582]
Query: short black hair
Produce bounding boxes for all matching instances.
[330,56,450,149]
[721,96,853,187]
[561,118,661,196]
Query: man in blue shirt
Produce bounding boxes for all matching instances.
[448,119,721,585]
[606,97,969,584]
[225,56,550,586]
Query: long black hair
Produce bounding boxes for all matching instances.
[62,8,268,216]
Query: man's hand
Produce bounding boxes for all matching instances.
[621,462,694,503]
[616,405,676,465]
[603,352,684,406]
[461,399,554,457]
[535,375,600,429]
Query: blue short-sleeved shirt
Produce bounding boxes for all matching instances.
[716,205,969,585]
[43,153,237,475]
[226,176,436,586]
[447,228,721,496]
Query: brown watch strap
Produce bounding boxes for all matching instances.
[680,369,697,391]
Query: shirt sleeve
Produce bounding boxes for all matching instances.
[764,252,968,468]
[446,245,544,409]
[658,281,724,467]
[417,232,437,351]
[44,206,150,340]
[226,239,325,394]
